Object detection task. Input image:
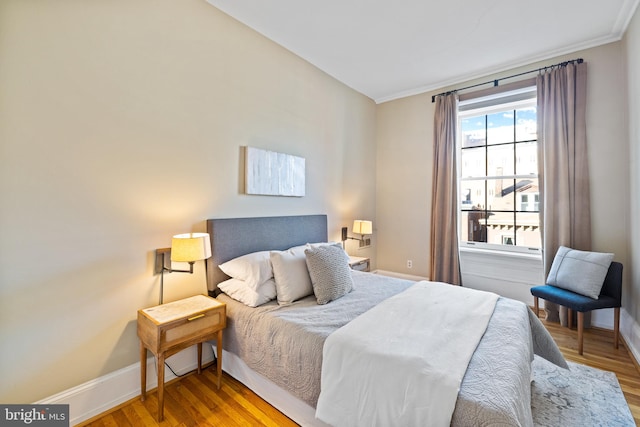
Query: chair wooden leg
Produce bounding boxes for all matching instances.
[614,307,620,349]
[568,308,573,329]
[577,311,584,355]
[534,297,539,318]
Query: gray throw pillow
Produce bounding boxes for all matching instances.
[547,246,614,299]
[304,244,354,305]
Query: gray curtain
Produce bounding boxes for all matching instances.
[430,93,461,285]
[537,61,590,323]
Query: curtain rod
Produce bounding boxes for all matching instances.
[431,58,583,103]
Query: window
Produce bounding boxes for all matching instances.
[519,193,539,211]
[458,88,541,252]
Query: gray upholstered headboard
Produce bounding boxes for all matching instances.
[205,215,328,293]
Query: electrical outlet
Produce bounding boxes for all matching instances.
[407,260,413,269]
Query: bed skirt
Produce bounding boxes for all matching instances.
[218,347,330,427]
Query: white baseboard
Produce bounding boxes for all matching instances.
[373,269,427,281]
[35,345,214,426]
[621,308,640,366]
[35,309,640,426]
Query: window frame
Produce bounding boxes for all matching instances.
[457,88,541,255]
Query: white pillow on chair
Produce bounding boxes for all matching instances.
[546,246,614,299]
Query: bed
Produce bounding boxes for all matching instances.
[205,215,567,426]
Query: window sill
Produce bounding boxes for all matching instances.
[459,245,542,261]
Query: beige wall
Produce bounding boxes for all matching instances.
[375,95,433,275]
[376,43,630,284]
[0,0,376,402]
[2,0,638,407]
[625,6,640,322]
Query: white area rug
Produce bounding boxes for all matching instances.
[532,356,635,426]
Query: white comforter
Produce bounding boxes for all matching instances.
[315,281,499,427]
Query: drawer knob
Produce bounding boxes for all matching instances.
[188,313,205,321]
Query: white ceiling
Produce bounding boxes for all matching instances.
[206,0,639,104]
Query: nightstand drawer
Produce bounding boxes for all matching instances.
[164,308,223,344]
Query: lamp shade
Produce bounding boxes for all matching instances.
[171,233,212,262]
[352,220,373,235]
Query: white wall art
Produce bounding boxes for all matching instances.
[245,146,306,197]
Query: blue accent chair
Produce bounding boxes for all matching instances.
[530,261,623,355]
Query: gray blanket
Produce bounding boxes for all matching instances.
[217,271,567,425]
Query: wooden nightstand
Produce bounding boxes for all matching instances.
[137,295,226,421]
[349,256,370,272]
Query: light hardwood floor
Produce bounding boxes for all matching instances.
[80,319,640,426]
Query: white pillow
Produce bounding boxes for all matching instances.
[547,246,614,299]
[218,251,273,291]
[270,249,313,305]
[217,278,277,307]
[286,244,308,255]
